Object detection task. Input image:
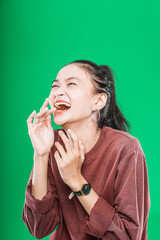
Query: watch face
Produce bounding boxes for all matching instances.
[83,184,88,191]
[82,184,91,195]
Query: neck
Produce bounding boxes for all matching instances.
[62,118,102,154]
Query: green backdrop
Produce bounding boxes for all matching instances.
[1,0,159,239]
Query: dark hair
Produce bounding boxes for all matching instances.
[63,60,131,132]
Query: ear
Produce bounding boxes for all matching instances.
[92,93,108,111]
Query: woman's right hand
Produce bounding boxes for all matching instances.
[27,98,56,157]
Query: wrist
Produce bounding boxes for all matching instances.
[34,152,49,163]
[69,175,88,192]
[68,177,91,200]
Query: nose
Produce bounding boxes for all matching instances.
[55,87,66,97]
[49,85,66,108]
[52,85,68,101]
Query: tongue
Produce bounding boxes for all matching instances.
[60,105,67,110]
[57,105,70,110]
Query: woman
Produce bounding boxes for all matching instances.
[22,60,150,240]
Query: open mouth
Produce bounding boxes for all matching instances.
[54,101,71,113]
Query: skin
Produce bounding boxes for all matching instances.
[49,64,107,154]
[27,63,107,215]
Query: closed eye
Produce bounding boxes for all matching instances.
[51,82,76,88]
[68,82,76,86]
[51,85,59,88]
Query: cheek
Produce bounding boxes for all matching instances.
[72,92,93,111]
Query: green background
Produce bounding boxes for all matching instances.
[1,0,159,239]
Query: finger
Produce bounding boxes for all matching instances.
[58,131,73,153]
[40,98,49,112]
[33,122,44,132]
[48,107,56,114]
[79,140,85,163]
[54,150,62,169]
[33,108,51,124]
[27,110,36,128]
[55,141,66,159]
[45,108,56,128]
[64,129,74,149]
[37,107,56,119]
[37,108,56,121]
[35,122,44,127]
[33,108,56,125]
[35,107,48,118]
[67,129,79,152]
[45,114,51,128]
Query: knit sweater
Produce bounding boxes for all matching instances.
[22,126,150,240]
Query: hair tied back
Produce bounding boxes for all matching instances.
[97,65,113,93]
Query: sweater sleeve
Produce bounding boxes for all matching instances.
[22,151,62,239]
[82,150,150,240]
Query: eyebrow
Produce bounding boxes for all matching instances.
[52,77,81,84]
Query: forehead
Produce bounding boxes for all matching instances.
[56,64,91,83]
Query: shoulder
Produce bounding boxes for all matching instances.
[102,126,144,156]
[102,127,147,173]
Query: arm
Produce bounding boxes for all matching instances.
[31,152,49,200]
[81,150,150,240]
[69,175,99,216]
[22,151,62,239]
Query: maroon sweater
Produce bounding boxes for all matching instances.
[22,126,150,240]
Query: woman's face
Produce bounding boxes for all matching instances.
[49,63,98,127]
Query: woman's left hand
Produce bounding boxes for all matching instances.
[54,129,85,190]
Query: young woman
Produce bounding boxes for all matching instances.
[22,60,150,240]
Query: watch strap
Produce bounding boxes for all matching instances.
[73,183,91,196]
[73,190,83,196]
[68,183,91,200]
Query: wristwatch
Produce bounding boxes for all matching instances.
[73,183,91,197]
[68,183,91,200]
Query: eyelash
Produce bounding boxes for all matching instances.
[51,85,58,88]
[68,82,76,86]
[51,83,76,88]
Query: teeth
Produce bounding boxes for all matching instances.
[54,102,71,108]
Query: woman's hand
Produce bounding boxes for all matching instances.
[27,98,56,156]
[54,129,85,190]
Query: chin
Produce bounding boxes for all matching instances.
[53,113,86,128]
[53,115,69,127]
[54,119,65,127]
[54,118,76,130]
